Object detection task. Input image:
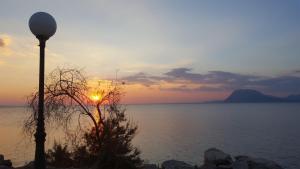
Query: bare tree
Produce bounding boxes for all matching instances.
[24,67,142,169]
[25,67,116,137]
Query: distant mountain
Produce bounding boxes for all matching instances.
[224,89,300,103]
[286,94,300,102]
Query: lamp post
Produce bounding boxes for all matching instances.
[29,12,56,169]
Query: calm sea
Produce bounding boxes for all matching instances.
[0,103,299,169]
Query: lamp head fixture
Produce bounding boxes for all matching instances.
[29,12,57,40]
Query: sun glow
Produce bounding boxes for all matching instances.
[91,94,101,101]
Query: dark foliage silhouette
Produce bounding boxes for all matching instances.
[45,142,73,168]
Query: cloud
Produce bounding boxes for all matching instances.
[0,35,11,47]
[0,35,12,56]
[121,72,168,86]
[0,38,5,47]
[121,68,300,94]
[254,76,300,93]
[164,68,261,84]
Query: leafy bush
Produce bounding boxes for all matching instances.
[84,107,143,169]
[46,142,73,168]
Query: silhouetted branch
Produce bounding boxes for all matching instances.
[24,67,122,141]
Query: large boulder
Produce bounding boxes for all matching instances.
[204,148,233,166]
[199,163,217,169]
[232,159,248,169]
[0,166,13,169]
[0,161,12,167]
[0,155,4,162]
[162,160,194,169]
[234,156,283,169]
[143,164,159,169]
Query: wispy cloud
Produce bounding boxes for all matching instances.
[0,35,12,56]
[0,38,5,47]
[121,68,300,95]
[0,35,11,47]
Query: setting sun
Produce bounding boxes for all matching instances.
[91,94,101,101]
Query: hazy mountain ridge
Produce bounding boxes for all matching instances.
[224,89,300,103]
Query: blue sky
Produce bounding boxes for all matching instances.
[0,0,300,104]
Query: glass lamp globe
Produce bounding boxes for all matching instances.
[29,12,57,40]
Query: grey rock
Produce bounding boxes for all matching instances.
[143,164,159,169]
[235,156,250,161]
[234,156,283,169]
[1,160,12,167]
[248,158,283,169]
[162,160,194,169]
[0,155,4,162]
[217,164,233,169]
[204,148,233,166]
[0,166,12,169]
[199,163,217,169]
[233,160,248,169]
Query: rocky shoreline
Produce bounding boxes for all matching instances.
[144,148,284,169]
[1,148,284,169]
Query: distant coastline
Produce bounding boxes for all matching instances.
[1,89,300,107]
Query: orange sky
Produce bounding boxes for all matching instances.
[0,76,228,105]
[122,84,228,104]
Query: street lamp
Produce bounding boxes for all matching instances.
[29,12,56,169]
